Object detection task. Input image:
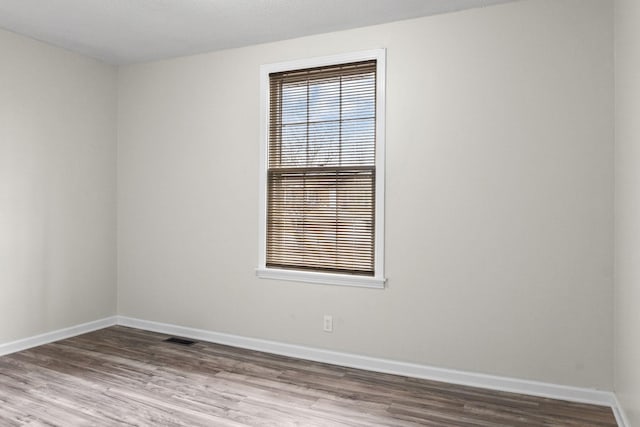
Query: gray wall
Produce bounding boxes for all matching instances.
[615,0,640,423]
[117,0,614,389]
[0,29,118,342]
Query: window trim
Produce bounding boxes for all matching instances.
[257,49,386,289]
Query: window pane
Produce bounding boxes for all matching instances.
[309,78,340,123]
[308,121,340,167]
[280,124,307,167]
[281,83,307,125]
[341,118,375,166]
[342,73,375,120]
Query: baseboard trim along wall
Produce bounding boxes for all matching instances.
[0,316,118,357]
[0,316,626,427]
[612,394,632,427]
[116,316,624,424]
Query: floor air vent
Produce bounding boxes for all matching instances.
[164,337,196,346]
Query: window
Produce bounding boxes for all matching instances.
[257,50,386,288]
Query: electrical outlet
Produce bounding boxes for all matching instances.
[323,315,333,332]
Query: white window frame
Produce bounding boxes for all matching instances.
[256,49,386,289]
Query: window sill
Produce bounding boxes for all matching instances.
[255,268,386,289]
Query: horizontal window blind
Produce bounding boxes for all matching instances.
[267,60,377,276]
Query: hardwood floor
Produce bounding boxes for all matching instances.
[0,326,617,426]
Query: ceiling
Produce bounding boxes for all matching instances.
[0,0,516,65]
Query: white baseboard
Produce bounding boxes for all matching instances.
[612,394,631,427]
[117,316,618,409]
[0,316,118,357]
